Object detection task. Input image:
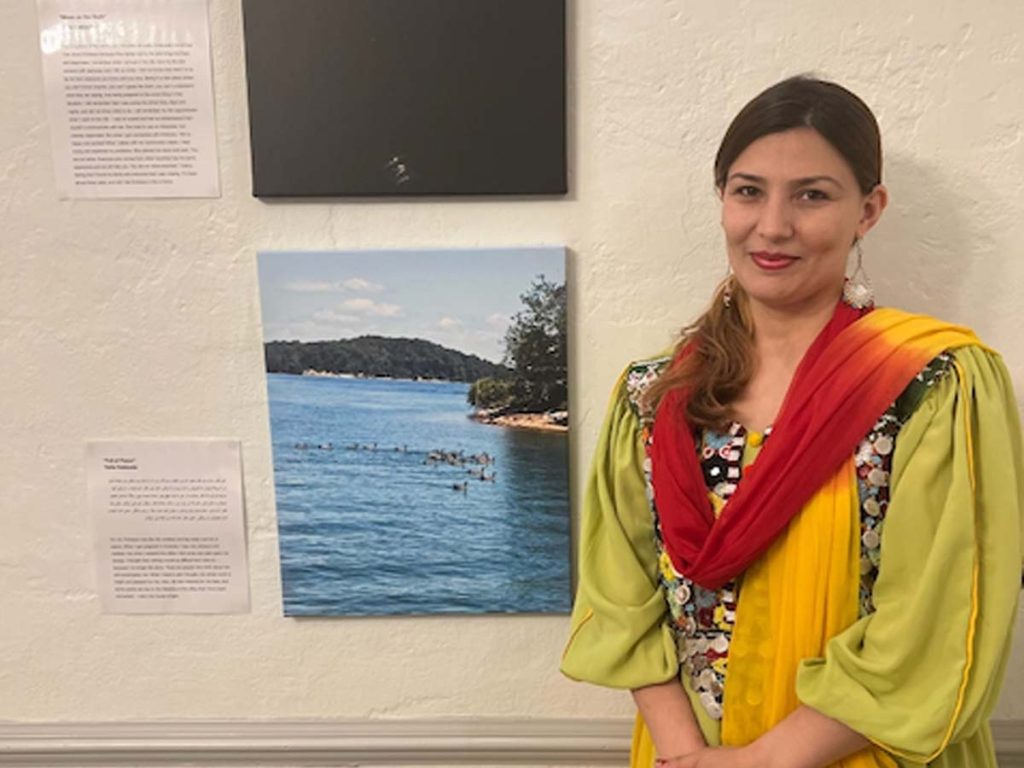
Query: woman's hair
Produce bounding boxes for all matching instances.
[645,75,883,429]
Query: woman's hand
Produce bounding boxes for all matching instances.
[661,704,870,768]
[657,745,756,768]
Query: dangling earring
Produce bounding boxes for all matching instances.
[843,240,874,309]
[722,268,734,308]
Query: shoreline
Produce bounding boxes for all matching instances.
[297,369,459,384]
[470,411,568,433]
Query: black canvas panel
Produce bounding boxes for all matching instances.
[242,0,567,197]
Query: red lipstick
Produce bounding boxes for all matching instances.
[750,251,798,270]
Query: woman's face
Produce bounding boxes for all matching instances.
[719,127,887,314]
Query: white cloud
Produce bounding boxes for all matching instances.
[285,277,384,294]
[312,309,360,324]
[342,277,383,292]
[487,313,509,328]
[438,316,461,330]
[342,298,402,317]
[286,281,337,293]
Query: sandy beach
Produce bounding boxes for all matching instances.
[471,411,568,433]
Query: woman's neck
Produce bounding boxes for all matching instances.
[729,292,842,433]
[749,293,840,369]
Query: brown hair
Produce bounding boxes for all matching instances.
[645,75,883,429]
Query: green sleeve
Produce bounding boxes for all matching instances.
[560,371,679,689]
[796,346,1024,762]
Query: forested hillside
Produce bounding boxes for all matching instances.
[264,336,508,382]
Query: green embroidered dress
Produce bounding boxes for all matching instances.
[561,345,1022,767]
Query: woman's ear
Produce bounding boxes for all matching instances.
[857,183,889,238]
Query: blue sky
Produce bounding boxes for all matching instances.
[257,248,565,363]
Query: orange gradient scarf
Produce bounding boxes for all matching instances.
[650,305,980,590]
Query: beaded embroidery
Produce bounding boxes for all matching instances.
[623,351,954,720]
[854,351,953,615]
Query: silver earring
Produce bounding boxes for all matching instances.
[723,268,734,308]
[843,240,874,309]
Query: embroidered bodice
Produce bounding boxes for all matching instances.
[623,352,954,720]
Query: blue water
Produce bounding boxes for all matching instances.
[267,374,571,616]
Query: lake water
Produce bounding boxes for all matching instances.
[267,373,571,616]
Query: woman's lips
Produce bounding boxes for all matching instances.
[750,251,799,270]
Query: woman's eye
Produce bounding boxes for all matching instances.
[731,185,761,198]
[799,188,829,201]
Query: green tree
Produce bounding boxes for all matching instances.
[467,377,516,409]
[502,276,567,412]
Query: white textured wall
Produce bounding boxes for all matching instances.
[2,0,1022,727]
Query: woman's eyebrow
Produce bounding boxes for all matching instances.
[726,172,844,188]
[793,175,844,188]
[726,172,764,184]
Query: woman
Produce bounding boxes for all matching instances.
[561,76,1022,768]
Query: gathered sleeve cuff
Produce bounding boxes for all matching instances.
[560,369,679,689]
[796,345,1023,762]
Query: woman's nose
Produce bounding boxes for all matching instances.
[757,196,794,241]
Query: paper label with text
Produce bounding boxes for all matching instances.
[37,0,220,198]
[86,439,249,613]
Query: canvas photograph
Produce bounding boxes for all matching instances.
[257,248,569,616]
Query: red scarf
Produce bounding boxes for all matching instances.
[650,303,977,590]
